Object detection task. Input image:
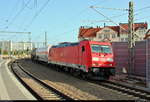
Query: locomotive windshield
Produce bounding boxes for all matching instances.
[91,44,112,53]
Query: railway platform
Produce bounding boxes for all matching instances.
[0,59,36,100]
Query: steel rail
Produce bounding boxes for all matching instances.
[93,80,150,100]
[11,61,74,100]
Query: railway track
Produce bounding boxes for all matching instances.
[31,59,150,100]
[10,61,74,100]
[16,59,150,100]
[92,80,150,101]
[50,62,150,100]
[47,63,150,100]
[73,74,150,100]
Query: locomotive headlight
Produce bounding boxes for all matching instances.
[92,57,99,61]
[107,58,113,62]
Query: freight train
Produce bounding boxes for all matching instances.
[31,40,115,80]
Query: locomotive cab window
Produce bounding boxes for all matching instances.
[82,46,85,52]
[91,44,112,53]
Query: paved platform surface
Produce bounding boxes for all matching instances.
[0,59,36,100]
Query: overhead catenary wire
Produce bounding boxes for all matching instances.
[48,28,78,43]
[6,0,20,23]
[48,6,90,35]
[46,7,96,43]
[89,4,150,24]
[23,0,51,30]
[50,2,150,44]
[83,12,129,24]
[33,2,89,44]
[133,5,150,17]
[0,0,20,29]
[90,6,128,11]
[49,20,102,44]
[5,0,31,29]
[30,0,111,44]
[47,7,112,43]
[90,4,150,13]
[82,20,111,23]
[135,5,150,13]
[32,31,46,42]
[17,0,38,31]
[39,3,150,45]
[90,7,122,28]
[89,4,150,25]
[48,2,128,44]
[30,1,150,45]
[0,30,31,43]
[90,6,143,38]
[135,15,150,21]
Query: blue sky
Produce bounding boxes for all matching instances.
[0,0,150,45]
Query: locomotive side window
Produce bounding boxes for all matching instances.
[82,46,85,52]
[91,44,112,53]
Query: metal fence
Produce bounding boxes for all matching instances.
[112,38,150,87]
[146,38,150,87]
[112,42,129,74]
[134,41,146,77]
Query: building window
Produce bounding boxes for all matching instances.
[121,38,124,41]
[139,29,145,35]
[112,34,116,38]
[104,34,107,38]
[104,30,110,32]
[139,30,142,34]
[98,35,102,39]
[125,38,128,41]
[107,34,110,38]
[104,34,110,38]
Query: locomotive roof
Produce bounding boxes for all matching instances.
[52,42,79,48]
[52,40,111,48]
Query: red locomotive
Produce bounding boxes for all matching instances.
[48,40,115,80]
[31,40,115,80]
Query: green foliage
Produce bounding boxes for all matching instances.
[3,50,8,55]
[0,49,31,55]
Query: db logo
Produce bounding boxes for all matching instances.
[60,53,63,57]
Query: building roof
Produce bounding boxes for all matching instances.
[78,26,119,38]
[78,27,102,38]
[78,22,148,38]
[105,26,120,33]
[119,22,148,33]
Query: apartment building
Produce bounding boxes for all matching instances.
[78,22,148,42]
